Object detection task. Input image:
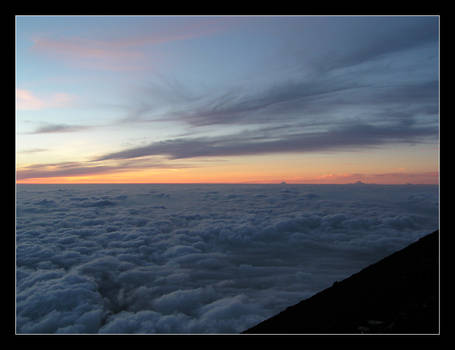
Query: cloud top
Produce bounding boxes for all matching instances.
[16,183,438,333]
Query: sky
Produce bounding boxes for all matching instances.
[15,15,439,184]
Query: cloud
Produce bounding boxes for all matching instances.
[98,310,161,333]
[31,36,145,71]
[152,287,216,315]
[30,18,236,71]
[16,183,438,333]
[167,77,368,127]
[118,18,438,130]
[16,162,116,180]
[16,89,75,111]
[16,158,193,180]
[314,16,438,73]
[153,76,436,131]
[18,148,48,154]
[17,271,104,333]
[27,123,91,134]
[194,294,266,333]
[110,18,437,168]
[95,121,437,161]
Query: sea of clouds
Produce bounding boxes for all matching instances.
[16,183,439,334]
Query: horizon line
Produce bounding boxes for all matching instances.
[15,182,438,185]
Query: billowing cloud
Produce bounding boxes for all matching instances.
[16,183,438,333]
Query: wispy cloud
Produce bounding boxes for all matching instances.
[17,148,48,154]
[161,79,438,129]
[16,89,75,111]
[17,163,115,180]
[95,121,438,161]
[305,17,438,74]
[110,17,438,167]
[16,158,193,180]
[30,18,235,71]
[31,36,145,71]
[26,123,91,134]
[118,21,438,129]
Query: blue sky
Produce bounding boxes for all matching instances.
[16,16,439,183]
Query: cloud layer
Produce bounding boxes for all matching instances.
[16,184,439,333]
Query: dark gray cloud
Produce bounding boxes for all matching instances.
[312,16,438,73]
[170,78,367,127]
[27,123,91,134]
[17,164,115,180]
[163,79,438,130]
[16,159,192,180]
[96,121,438,161]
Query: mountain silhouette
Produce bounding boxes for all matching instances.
[243,230,439,334]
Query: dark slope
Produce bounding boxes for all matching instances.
[243,230,439,334]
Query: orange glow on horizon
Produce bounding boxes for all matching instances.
[16,170,439,185]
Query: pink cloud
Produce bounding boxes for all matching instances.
[29,18,235,71]
[31,37,146,71]
[16,89,75,111]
